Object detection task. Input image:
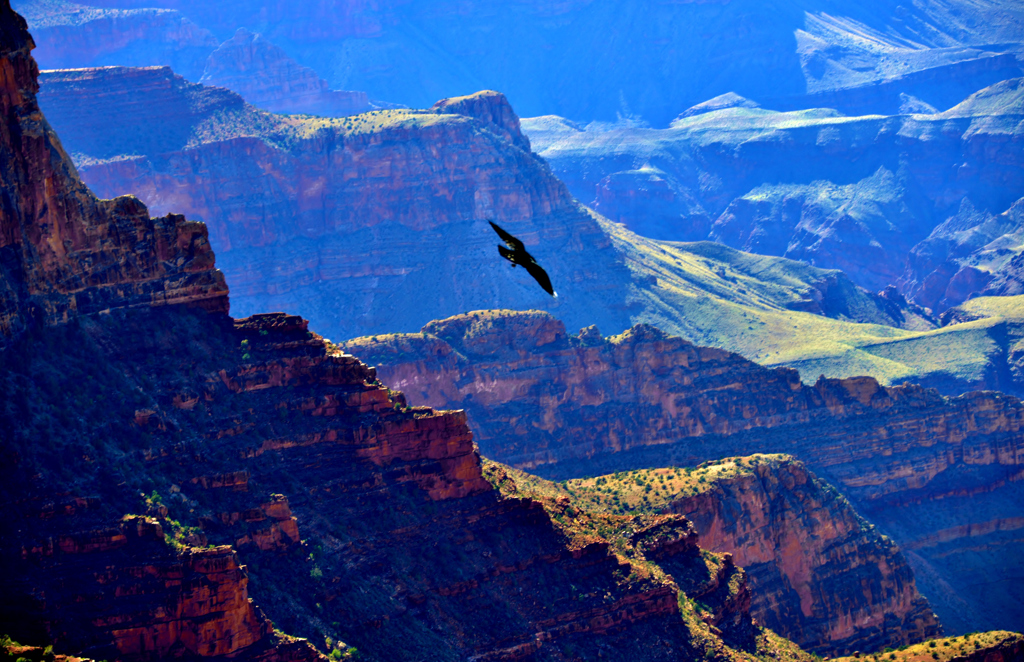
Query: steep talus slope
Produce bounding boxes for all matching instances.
[486,456,940,656]
[0,7,815,661]
[340,309,1024,634]
[524,78,1024,308]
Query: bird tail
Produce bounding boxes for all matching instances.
[498,245,517,266]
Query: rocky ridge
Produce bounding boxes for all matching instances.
[487,456,941,656]
[340,309,1024,634]
[523,76,1024,310]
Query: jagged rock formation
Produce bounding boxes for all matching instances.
[0,8,813,661]
[0,20,227,346]
[340,309,1024,635]
[199,29,382,117]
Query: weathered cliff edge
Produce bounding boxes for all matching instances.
[341,310,1024,635]
[489,455,941,656]
[0,10,227,347]
[0,8,807,661]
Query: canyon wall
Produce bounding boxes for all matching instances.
[0,16,227,346]
[199,28,378,117]
[0,9,802,661]
[667,456,940,654]
[341,309,1024,635]
[523,77,1024,310]
[36,66,639,343]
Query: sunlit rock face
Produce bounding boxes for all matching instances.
[0,7,228,347]
[36,67,640,342]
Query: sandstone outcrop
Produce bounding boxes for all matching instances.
[341,309,1024,635]
[0,12,227,347]
[199,29,379,117]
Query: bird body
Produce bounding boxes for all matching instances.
[489,220,557,297]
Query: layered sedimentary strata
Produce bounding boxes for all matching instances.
[341,309,1024,634]
[35,65,639,342]
[13,1,217,80]
[667,456,940,654]
[0,11,227,346]
[522,77,1024,309]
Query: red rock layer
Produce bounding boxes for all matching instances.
[668,456,940,654]
[14,514,320,662]
[0,4,228,346]
[340,309,1024,636]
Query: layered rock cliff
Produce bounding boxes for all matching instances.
[12,0,217,80]
[523,77,1024,309]
[341,309,1024,635]
[38,63,985,395]
[666,456,940,654]
[0,14,227,346]
[36,65,640,342]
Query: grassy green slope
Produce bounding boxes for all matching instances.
[598,215,1024,392]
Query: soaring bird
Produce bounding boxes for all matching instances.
[489,220,557,297]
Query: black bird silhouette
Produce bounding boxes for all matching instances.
[489,220,557,297]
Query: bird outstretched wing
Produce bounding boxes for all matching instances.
[489,220,524,252]
[524,260,556,297]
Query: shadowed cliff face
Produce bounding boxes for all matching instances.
[0,9,228,347]
[340,309,1024,635]
[0,9,815,662]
